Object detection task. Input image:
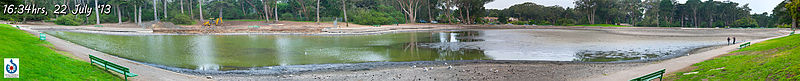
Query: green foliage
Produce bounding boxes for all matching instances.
[735,17,758,27]
[528,20,550,25]
[572,24,631,27]
[556,18,576,26]
[510,21,528,25]
[168,14,195,25]
[670,35,800,80]
[777,24,792,28]
[0,24,122,81]
[55,15,84,26]
[349,9,403,25]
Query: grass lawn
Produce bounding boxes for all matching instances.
[668,34,800,80]
[0,24,121,81]
[572,24,631,27]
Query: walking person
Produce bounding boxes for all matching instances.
[727,37,731,45]
[732,37,736,44]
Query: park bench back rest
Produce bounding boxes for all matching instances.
[89,55,130,73]
[630,69,665,81]
[739,42,751,49]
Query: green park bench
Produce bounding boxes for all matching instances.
[630,69,665,81]
[738,42,751,49]
[89,55,138,81]
[94,25,104,27]
[791,31,795,35]
[248,25,260,28]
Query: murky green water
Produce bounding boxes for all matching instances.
[48,29,753,71]
[47,31,489,70]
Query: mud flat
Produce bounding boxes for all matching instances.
[209,61,644,81]
[196,28,787,81]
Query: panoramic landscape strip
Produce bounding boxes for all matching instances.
[1,0,799,81]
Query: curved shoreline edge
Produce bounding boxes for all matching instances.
[20,24,793,80]
[19,27,211,81]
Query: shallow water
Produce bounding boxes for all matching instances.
[46,29,733,71]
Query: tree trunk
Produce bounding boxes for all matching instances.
[199,0,204,21]
[135,5,139,25]
[793,17,797,30]
[466,6,470,24]
[427,4,432,23]
[396,0,418,24]
[138,6,142,25]
[264,0,277,22]
[181,0,185,14]
[117,4,122,24]
[316,0,320,24]
[95,0,99,24]
[342,0,348,27]
[190,0,194,19]
[693,9,697,28]
[297,0,308,21]
[218,8,222,19]
[656,14,660,27]
[154,0,159,21]
[240,2,246,15]
[275,1,278,22]
[163,0,168,19]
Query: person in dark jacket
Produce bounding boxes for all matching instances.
[727,37,731,45]
[732,37,736,44]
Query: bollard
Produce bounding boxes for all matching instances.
[39,32,45,41]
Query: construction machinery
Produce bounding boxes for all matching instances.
[202,18,223,26]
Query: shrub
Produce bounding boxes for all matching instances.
[168,14,195,25]
[511,21,528,25]
[55,15,84,26]
[556,18,576,26]
[350,9,404,25]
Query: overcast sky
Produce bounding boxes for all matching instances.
[484,0,784,14]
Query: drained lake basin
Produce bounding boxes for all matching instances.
[46,28,780,71]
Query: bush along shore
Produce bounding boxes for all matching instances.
[0,24,121,81]
[670,34,800,80]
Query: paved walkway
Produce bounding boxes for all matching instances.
[19,26,209,81]
[583,31,791,81]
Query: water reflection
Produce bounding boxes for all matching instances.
[45,29,732,71]
[47,31,489,70]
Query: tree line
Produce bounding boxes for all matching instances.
[488,0,796,28]
[0,0,494,26]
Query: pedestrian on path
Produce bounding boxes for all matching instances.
[732,37,736,44]
[727,37,731,45]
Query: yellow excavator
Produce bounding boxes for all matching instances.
[202,18,223,26]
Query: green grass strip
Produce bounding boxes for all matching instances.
[670,35,800,80]
[0,24,122,81]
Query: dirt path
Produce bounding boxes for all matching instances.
[19,26,210,81]
[583,32,792,81]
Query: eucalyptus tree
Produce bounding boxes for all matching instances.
[786,0,800,30]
